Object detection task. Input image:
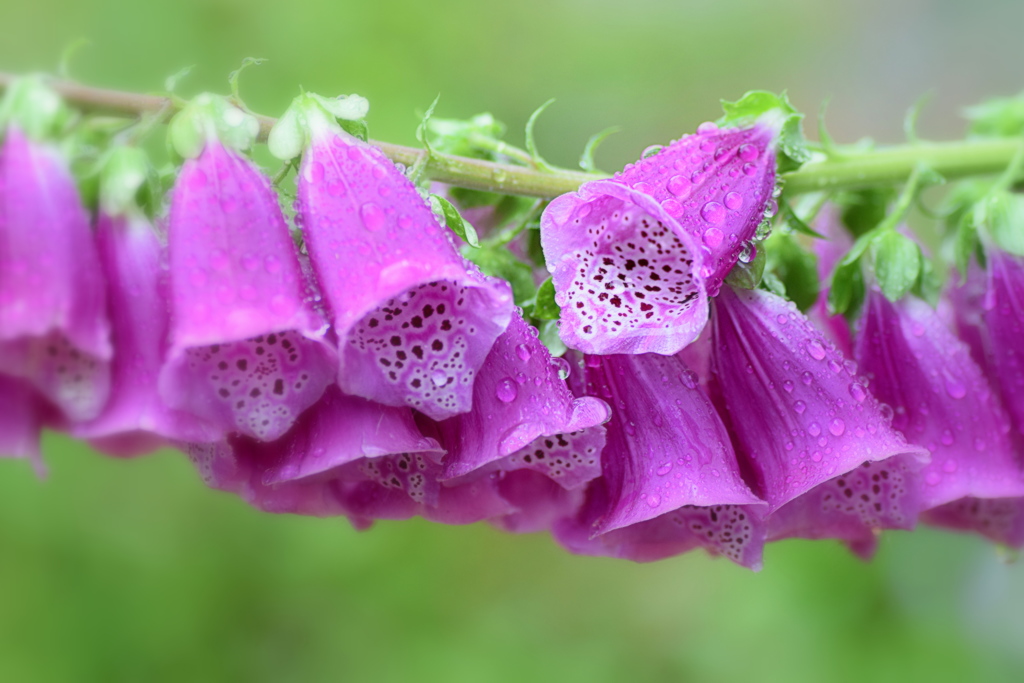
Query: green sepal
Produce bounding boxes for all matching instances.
[871,230,922,302]
[530,277,561,320]
[579,126,620,173]
[426,113,506,158]
[525,98,556,171]
[764,232,820,312]
[965,92,1024,138]
[537,319,566,357]
[719,90,810,173]
[953,209,979,280]
[168,92,259,159]
[979,191,1024,257]
[724,247,765,290]
[428,194,479,247]
[98,146,150,217]
[268,91,370,161]
[463,245,537,306]
[912,254,942,307]
[836,188,897,237]
[827,258,866,319]
[780,202,824,239]
[0,76,73,141]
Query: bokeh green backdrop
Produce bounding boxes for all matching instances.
[2,0,1024,681]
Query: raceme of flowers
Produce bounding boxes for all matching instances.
[2,78,1024,572]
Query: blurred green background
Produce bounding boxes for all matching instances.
[3,0,1024,681]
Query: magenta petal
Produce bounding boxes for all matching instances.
[75,214,220,455]
[438,313,607,489]
[492,469,587,534]
[295,131,513,419]
[541,182,707,355]
[187,385,444,516]
[856,290,1024,507]
[0,376,44,462]
[584,352,763,531]
[921,497,1024,547]
[767,455,923,549]
[161,141,335,440]
[710,286,928,512]
[553,478,767,569]
[0,126,111,421]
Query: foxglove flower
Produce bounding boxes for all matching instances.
[75,150,220,455]
[857,290,1024,508]
[438,313,608,489]
[555,352,767,568]
[540,105,785,355]
[709,287,928,531]
[160,98,336,442]
[276,94,514,420]
[0,125,111,421]
[188,386,512,524]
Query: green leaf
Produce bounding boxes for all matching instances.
[912,254,942,307]
[837,188,897,237]
[579,126,621,173]
[429,194,479,248]
[982,191,1024,257]
[903,91,933,144]
[426,113,507,159]
[953,210,979,280]
[724,247,765,290]
[719,90,810,172]
[464,246,537,305]
[780,202,824,239]
[163,65,195,94]
[415,94,441,153]
[765,232,820,312]
[871,230,922,302]
[827,258,865,318]
[525,98,556,171]
[537,319,566,357]
[532,277,561,320]
[965,92,1024,138]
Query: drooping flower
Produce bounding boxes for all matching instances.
[74,148,220,455]
[709,286,928,538]
[187,385,512,525]
[160,95,336,442]
[539,98,789,356]
[274,93,513,420]
[437,313,608,489]
[0,124,112,422]
[554,352,767,568]
[856,289,1024,508]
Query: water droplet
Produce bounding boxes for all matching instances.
[808,422,822,436]
[703,228,725,250]
[551,357,570,380]
[806,339,826,360]
[667,175,692,197]
[359,202,386,231]
[849,382,867,403]
[701,201,726,224]
[801,371,813,385]
[737,241,756,263]
[738,143,759,162]
[696,121,719,135]
[764,199,779,218]
[879,403,895,421]
[661,198,683,216]
[306,162,325,183]
[516,343,532,361]
[679,369,699,389]
[431,370,448,387]
[633,181,653,195]
[742,162,758,177]
[495,378,519,403]
[724,191,743,211]
[942,458,958,473]
[829,418,846,436]
[940,430,955,446]
[973,437,986,451]
[656,463,673,476]
[264,255,281,274]
[827,359,842,373]
[641,144,664,159]
[793,400,806,414]
[943,373,967,399]
[646,494,662,508]
[783,380,794,393]
[925,472,942,486]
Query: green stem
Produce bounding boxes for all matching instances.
[3,73,1023,199]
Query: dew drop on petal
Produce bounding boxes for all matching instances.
[829,418,846,436]
[701,201,726,224]
[793,400,806,414]
[359,202,386,231]
[724,191,743,211]
[703,227,724,248]
[667,175,692,197]
[495,377,519,403]
[515,343,532,361]
[738,143,759,162]
[849,382,867,403]
[806,339,826,360]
